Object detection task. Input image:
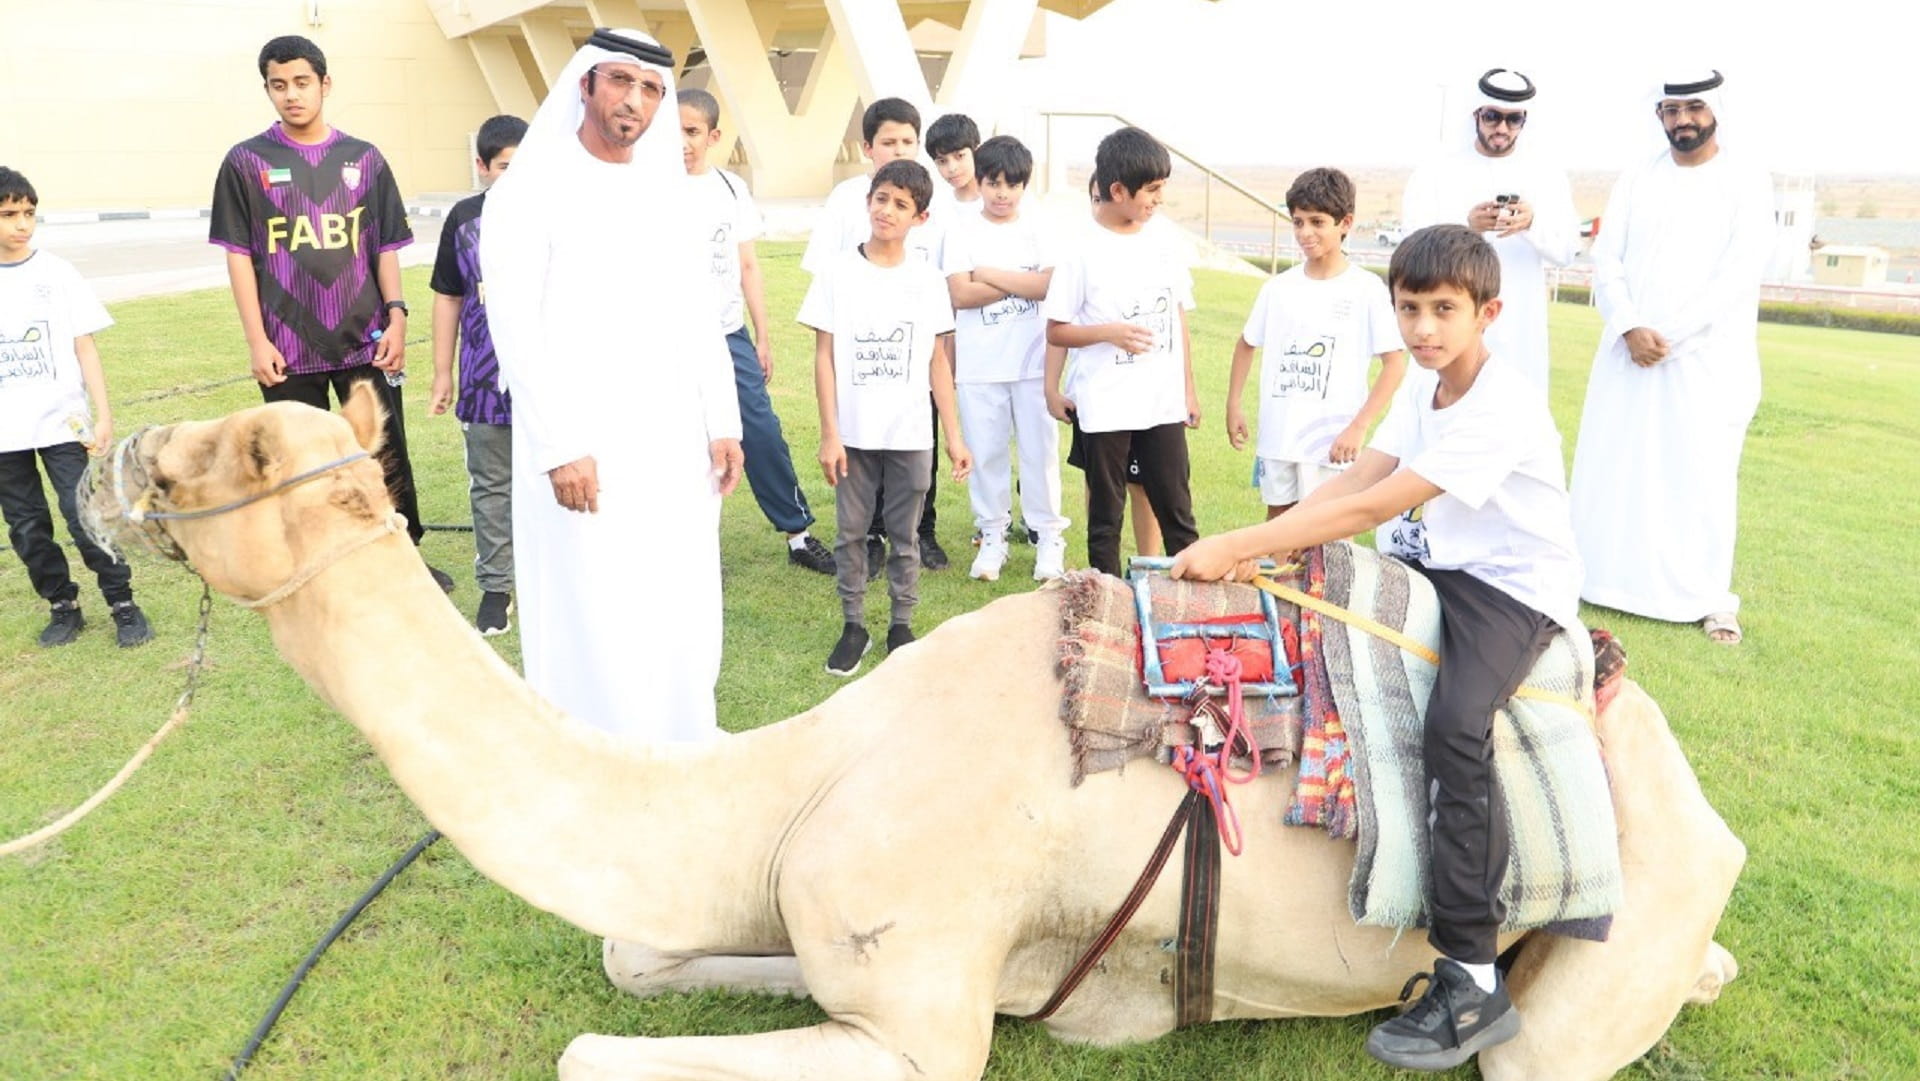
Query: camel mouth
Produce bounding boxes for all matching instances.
[79,428,190,564]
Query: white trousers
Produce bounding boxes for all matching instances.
[957,378,1068,537]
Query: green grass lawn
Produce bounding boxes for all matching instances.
[2,244,1916,1079]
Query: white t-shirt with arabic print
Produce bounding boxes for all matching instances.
[0,250,111,453]
[688,168,763,334]
[797,251,955,450]
[1369,360,1583,632]
[1241,262,1400,464]
[1041,217,1194,433]
[942,207,1055,384]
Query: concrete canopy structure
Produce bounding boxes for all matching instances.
[425,0,1107,197]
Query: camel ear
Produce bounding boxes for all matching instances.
[241,422,281,480]
[341,381,388,455]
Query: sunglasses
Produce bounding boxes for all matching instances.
[1476,109,1528,129]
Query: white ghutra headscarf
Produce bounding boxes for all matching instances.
[1646,68,1733,153]
[1451,67,1540,159]
[494,28,684,202]
[480,26,740,462]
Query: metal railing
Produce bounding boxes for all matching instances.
[1041,110,1289,271]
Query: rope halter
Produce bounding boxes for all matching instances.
[80,427,401,607]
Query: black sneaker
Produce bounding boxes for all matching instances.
[428,565,456,594]
[39,600,84,648]
[110,601,154,648]
[919,531,950,571]
[475,591,513,637]
[865,535,885,582]
[788,535,835,575]
[825,622,871,677]
[1364,958,1521,1071]
[886,623,915,654]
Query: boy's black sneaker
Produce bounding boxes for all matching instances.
[428,565,456,594]
[788,535,835,575]
[824,623,871,677]
[865,535,885,582]
[475,591,513,637]
[886,623,915,654]
[110,601,154,648]
[919,531,950,571]
[1364,958,1521,1071]
[39,600,85,648]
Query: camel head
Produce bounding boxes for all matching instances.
[83,382,397,604]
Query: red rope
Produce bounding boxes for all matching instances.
[1168,644,1263,856]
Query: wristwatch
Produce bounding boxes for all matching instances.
[384,299,409,317]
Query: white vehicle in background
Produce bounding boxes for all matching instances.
[1373,222,1405,248]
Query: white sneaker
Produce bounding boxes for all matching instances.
[970,534,1009,581]
[1033,534,1068,580]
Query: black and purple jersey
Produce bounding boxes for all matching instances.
[428,193,510,425]
[209,125,411,376]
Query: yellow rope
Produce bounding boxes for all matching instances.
[1251,575,1592,720]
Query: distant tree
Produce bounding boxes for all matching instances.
[1857,195,1880,219]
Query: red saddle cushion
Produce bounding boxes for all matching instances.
[1157,616,1276,685]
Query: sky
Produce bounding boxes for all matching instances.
[999,0,1918,176]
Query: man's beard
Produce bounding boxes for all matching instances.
[1476,130,1516,157]
[598,109,645,148]
[1666,119,1717,152]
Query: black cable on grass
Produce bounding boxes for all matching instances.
[225,829,441,1079]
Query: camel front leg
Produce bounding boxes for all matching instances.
[559,1022,904,1081]
[1480,682,1746,1081]
[558,1002,993,1081]
[602,939,809,1001]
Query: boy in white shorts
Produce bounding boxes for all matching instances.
[1226,167,1405,517]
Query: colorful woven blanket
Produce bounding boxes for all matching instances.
[1055,571,1303,784]
[1318,542,1623,934]
[1053,547,1621,937]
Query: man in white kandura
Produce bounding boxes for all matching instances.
[481,28,744,740]
[1401,68,1579,392]
[1569,69,1773,646]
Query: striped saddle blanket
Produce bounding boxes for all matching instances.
[1054,541,1623,936]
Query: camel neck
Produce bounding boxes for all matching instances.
[259,535,817,950]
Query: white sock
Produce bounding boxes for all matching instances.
[1455,960,1498,993]
[787,533,809,551]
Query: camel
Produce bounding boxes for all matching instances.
[85,385,1745,1081]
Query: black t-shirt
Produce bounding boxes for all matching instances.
[209,125,411,374]
[428,193,509,424]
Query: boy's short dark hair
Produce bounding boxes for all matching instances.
[1388,224,1502,306]
[871,160,934,215]
[1285,167,1356,225]
[476,115,528,167]
[862,98,922,144]
[678,88,721,131]
[0,166,38,207]
[973,135,1033,187]
[258,35,327,80]
[926,113,980,158]
[1093,126,1171,201]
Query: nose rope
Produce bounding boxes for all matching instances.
[85,428,400,608]
[83,428,373,563]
